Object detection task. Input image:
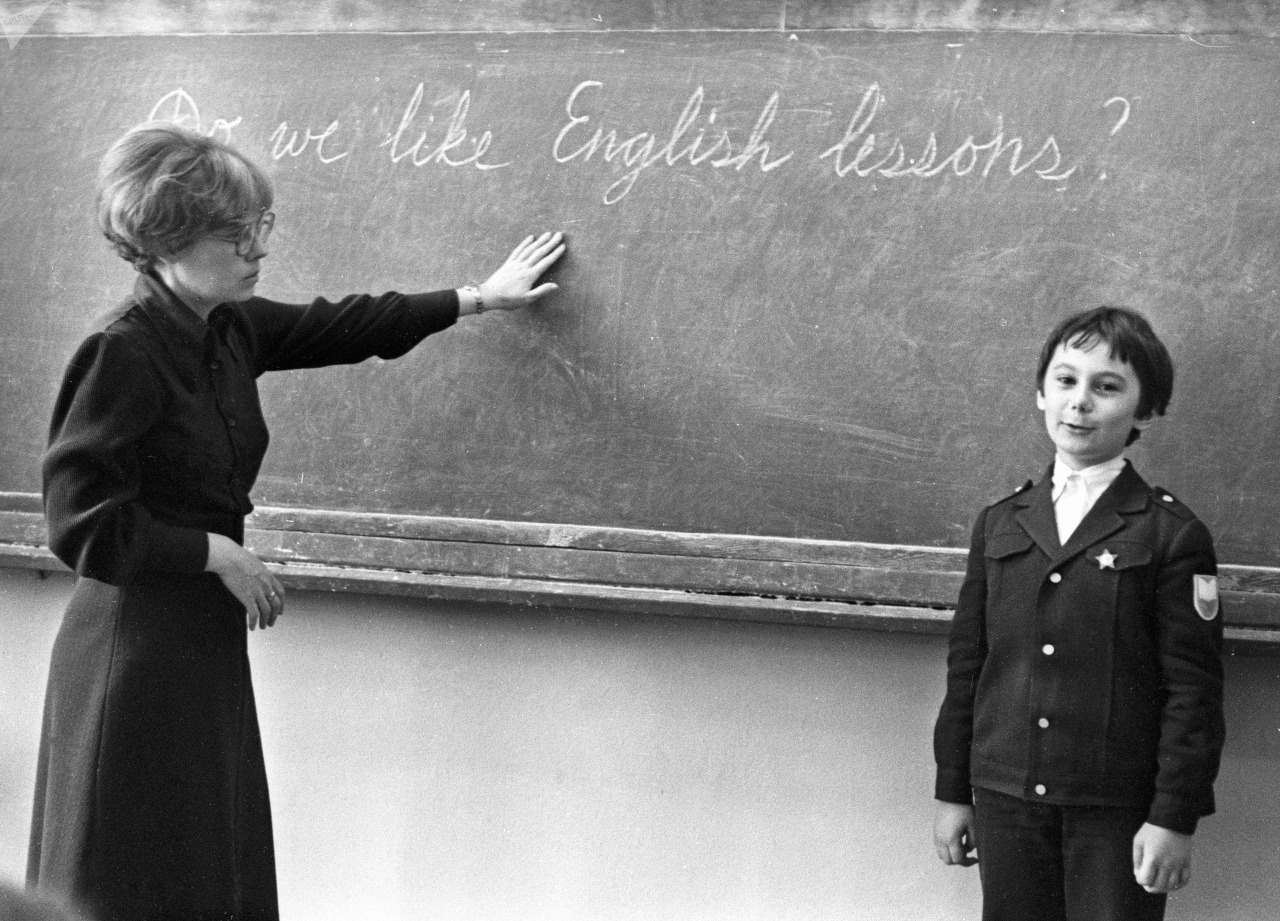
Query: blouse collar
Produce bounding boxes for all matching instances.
[132,271,217,347]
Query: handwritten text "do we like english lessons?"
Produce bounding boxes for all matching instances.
[152,80,1121,206]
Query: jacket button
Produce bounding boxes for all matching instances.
[209,360,221,370]
[1048,572,1062,583]
[1035,784,1047,795]
[1042,644,1055,656]
[1038,718,1050,728]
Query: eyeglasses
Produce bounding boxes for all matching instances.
[223,211,275,257]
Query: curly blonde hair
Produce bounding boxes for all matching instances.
[96,122,273,273]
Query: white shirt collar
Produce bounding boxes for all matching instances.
[1052,454,1127,501]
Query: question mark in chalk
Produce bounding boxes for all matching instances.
[1104,97,1131,136]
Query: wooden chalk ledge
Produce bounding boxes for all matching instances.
[1,494,1278,650]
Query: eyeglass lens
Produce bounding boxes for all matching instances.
[236,212,274,255]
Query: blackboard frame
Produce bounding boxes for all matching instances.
[13,2,1280,40]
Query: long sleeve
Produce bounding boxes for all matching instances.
[242,290,459,375]
[1147,516,1225,834]
[42,331,209,584]
[933,507,990,804]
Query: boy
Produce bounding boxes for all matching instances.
[932,306,1225,920]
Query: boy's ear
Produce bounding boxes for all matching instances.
[1036,389,1047,411]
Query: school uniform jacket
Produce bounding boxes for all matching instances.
[933,462,1225,834]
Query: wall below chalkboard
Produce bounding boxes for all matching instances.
[2,563,1273,920]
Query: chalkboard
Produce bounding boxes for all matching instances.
[2,28,1279,567]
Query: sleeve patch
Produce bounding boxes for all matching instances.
[1193,575,1219,621]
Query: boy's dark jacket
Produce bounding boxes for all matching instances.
[934,461,1224,834]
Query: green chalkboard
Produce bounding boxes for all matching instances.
[1,29,1278,565]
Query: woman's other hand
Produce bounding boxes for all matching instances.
[205,533,285,630]
[475,231,566,312]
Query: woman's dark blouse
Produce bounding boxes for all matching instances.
[43,272,457,583]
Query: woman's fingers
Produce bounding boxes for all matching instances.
[509,232,562,267]
[531,242,567,275]
[247,590,271,631]
[259,572,285,628]
[481,233,566,309]
[532,233,564,265]
[504,233,538,263]
[515,233,536,253]
[269,580,285,626]
[523,281,560,301]
[241,573,284,630]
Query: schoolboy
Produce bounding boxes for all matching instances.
[932,306,1225,921]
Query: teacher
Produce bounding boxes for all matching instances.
[26,122,565,921]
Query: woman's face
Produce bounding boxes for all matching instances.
[155,214,269,317]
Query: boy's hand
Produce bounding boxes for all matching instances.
[1133,822,1193,893]
[933,801,979,867]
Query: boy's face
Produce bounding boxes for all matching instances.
[1036,336,1151,470]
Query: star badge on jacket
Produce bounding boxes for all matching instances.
[1193,574,1220,621]
[1094,549,1117,570]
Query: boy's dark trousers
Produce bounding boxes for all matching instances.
[973,787,1168,921]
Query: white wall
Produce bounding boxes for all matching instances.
[2,567,1276,920]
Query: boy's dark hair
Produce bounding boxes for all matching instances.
[1036,306,1174,446]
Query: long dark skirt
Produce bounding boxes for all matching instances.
[27,572,278,921]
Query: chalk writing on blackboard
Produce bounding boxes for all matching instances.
[148,88,240,142]
[271,120,351,163]
[553,81,794,205]
[819,84,1076,181]
[380,84,511,171]
[1104,96,1131,136]
[145,80,1105,204]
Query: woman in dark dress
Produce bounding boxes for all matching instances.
[26,122,565,921]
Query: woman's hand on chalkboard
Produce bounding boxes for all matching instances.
[475,231,566,312]
[206,533,286,631]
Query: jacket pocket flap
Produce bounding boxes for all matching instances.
[1090,541,1152,570]
[985,531,1035,559]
